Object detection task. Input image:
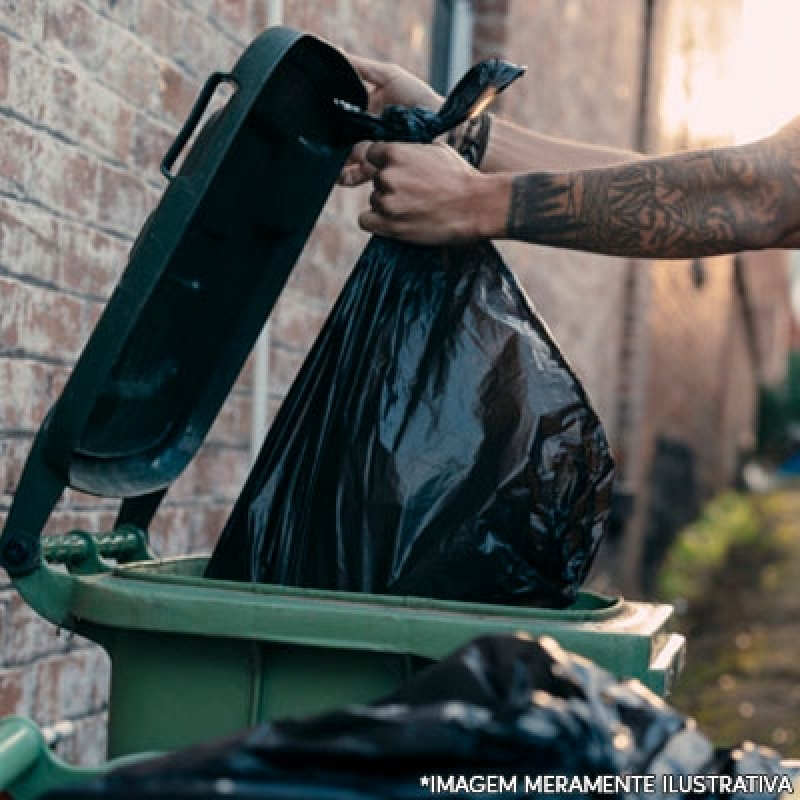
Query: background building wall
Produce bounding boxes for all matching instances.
[622,0,792,592]
[0,0,792,764]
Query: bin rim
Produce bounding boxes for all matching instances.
[111,554,626,621]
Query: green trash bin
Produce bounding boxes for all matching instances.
[0,25,685,796]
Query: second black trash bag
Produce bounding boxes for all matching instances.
[205,61,615,607]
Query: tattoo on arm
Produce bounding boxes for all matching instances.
[507,124,800,258]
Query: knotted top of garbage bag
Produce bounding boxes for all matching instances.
[333,58,525,145]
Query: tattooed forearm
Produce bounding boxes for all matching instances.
[506,124,800,258]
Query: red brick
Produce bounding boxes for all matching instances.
[33,650,106,724]
[269,290,330,355]
[59,227,128,300]
[50,64,135,163]
[7,39,53,126]
[132,111,173,174]
[211,0,250,41]
[24,281,88,361]
[0,666,31,717]
[0,32,11,102]
[207,390,251,447]
[42,509,118,537]
[0,116,41,191]
[0,0,45,42]
[0,198,123,297]
[0,118,102,220]
[83,0,140,29]
[0,359,66,432]
[0,438,31,498]
[267,345,305,397]
[7,592,69,667]
[285,257,346,307]
[190,505,231,553]
[134,0,180,57]
[53,712,108,767]
[147,506,192,557]
[174,13,239,78]
[0,198,60,286]
[58,151,100,218]
[157,60,201,128]
[97,163,153,234]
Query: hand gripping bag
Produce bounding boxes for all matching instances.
[205,60,615,608]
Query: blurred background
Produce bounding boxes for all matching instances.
[1,0,799,763]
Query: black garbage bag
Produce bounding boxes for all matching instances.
[49,635,798,799]
[204,59,615,607]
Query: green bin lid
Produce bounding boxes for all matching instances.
[0,27,366,575]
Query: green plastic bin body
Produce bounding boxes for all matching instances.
[11,552,685,762]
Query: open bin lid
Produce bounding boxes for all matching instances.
[0,27,367,576]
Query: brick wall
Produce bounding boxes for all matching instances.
[1,0,792,767]
[0,0,433,766]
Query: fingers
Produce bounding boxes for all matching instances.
[359,209,398,238]
[337,143,377,188]
[337,161,376,187]
[365,142,392,169]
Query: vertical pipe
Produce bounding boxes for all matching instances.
[251,0,284,462]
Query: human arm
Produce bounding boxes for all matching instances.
[360,117,800,257]
[338,54,640,186]
[480,115,641,172]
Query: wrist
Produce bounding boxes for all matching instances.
[471,172,512,240]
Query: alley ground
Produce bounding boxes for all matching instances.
[663,489,800,758]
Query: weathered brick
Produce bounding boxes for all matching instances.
[211,0,250,43]
[0,0,46,43]
[52,712,108,766]
[58,226,129,300]
[32,648,108,724]
[0,31,12,103]
[1,276,89,361]
[190,444,249,503]
[0,438,30,499]
[269,288,332,353]
[131,111,174,181]
[157,59,201,128]
[207,390,251,447]
[0,116,41,197]
[96,162,154,234]
[42,507,118,535]
[148,506,192,558]
[190,504,231,553]
[173,12,240,79]
[7,592,69,667]
[49,63,136,163]
[0,359,66,432]
[0,665,33,717]
[267,345,305,398]
[130,0,177,57]
[82,0,141,31]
